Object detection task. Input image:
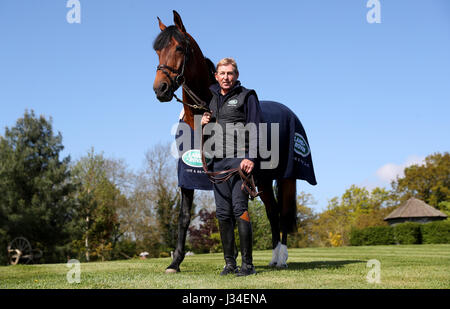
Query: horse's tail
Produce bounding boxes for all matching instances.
[275,179,298,234]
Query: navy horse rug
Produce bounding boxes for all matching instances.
[175,100,317,190]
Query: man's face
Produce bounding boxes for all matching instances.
[215,64,239,94]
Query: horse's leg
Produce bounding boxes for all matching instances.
[276,178,297,268]
[166,187,194,273]
[258,179,281,266]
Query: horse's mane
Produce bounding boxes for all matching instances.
[153,26,188,51]
[205,57,217,85]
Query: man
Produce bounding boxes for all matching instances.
[201,58,262,276]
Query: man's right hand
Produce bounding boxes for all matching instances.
[201,112,211,126]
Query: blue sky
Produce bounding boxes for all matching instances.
[0,0,449,211]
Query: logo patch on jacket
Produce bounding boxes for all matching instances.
[293,133,310,157]
[227,99,238,106]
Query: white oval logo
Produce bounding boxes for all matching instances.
[227,99,238,106]
[182,149,209,168]
[293,133,310,157]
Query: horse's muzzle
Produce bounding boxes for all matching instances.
[154,82,173,102]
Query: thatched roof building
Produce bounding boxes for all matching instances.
[384,197,448,225]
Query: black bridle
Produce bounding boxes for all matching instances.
[156,44,188,94]
[156,37,210,113]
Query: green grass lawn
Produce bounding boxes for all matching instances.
[1,244,449,289]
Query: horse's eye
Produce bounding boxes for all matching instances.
[176,46,184,53]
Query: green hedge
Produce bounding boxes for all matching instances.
[421,221,450,244]
[394,222,422,244]
[350,220,450,246]
[350,226,395,246]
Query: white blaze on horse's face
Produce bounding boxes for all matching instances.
[215,64,239,95]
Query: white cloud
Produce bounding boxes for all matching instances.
[358,177,384,191]
[376,155,425,183]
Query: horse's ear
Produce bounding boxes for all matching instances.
[173,10,186,33]
[157,17,166,31]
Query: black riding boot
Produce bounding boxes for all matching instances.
[236,216,256,276]
[218,219,238,275]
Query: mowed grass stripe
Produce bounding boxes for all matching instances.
[0,244,448,289]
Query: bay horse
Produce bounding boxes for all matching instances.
[152,11,317,273]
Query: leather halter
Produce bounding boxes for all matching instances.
[156,36,211,113]
[156,43,189,94]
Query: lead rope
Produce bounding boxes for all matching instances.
[199,123,260,200]
[173,83,211,113]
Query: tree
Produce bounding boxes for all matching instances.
[313,196,353,247]
[125,171,161,257]
[353,187,397,229]
[248,199,272,250]
[392,152,450,213]
[0,110,77,263]
[188,209,220,253]
[155,185,180,250]
[313,185,398,246]
[289,192,318,248]
[143,143,181,253]
[71,149,125,261]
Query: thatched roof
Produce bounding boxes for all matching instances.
[384,197,448,221]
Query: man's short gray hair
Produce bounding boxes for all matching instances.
[216,58,239,74]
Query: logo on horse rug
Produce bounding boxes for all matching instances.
[293,132,310,157]
[181,149,203,167]
[182,149,211,168]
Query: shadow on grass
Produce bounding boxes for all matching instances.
[257,260,365,273]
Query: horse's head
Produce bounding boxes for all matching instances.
[152,11,216,128]
[153,11,191,102]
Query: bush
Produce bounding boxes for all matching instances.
[349,228,364,246]
[248,200,272,250]
[394,222,422,244]
[159,251,170,258]
[188,209,220,254]
[421,220,450,244]
[350,220,450,246]
[111,239,137,260]
[366,226,395,245]
[350,226,395,246]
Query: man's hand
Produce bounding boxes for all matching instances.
[201,112,211,126]
[240,159,254,174]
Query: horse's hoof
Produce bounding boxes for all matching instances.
[269,242,281,267]
[276,244,288,268]
[165,268,179,274]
